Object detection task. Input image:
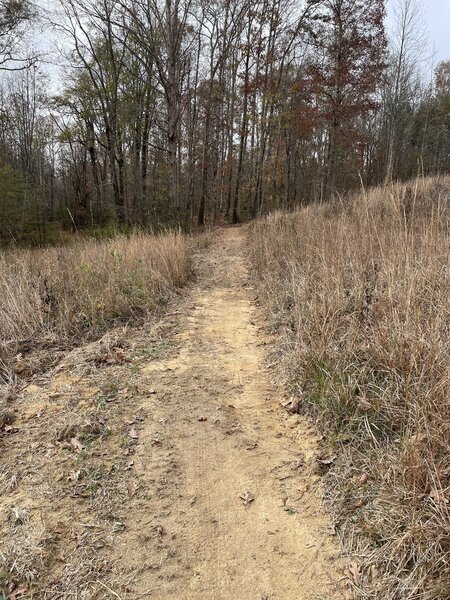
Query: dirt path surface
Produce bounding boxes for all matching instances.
[1,228,346,599]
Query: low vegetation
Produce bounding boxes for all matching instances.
[0,231,191,383]
[0,229,195,596]
[250,176,450,598]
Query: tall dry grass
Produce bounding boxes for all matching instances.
[250,177,450,599]
[0,231,190,381]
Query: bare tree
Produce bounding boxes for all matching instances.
[0,0,37,70]
[384,0,428,182]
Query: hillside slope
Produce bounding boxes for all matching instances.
[250,177,450,599]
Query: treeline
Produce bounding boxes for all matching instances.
[0,0,449,242]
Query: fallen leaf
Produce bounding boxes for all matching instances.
[359,473,369,485]
[347,561,362,584]
[239,491,255,508]
[70,438,85,453]
[128,427,138,439]
[128,480,139,497]
[67,470,81,482]
[317,454,337,466]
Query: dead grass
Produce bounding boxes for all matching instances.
[0,231,191,383]
[0,227,193,597]
[0,319,170,598]
[250,176,450,599]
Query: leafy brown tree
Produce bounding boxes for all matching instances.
[305,0,387,196]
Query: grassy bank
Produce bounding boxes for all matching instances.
[0,231,191,383]
[250,177,450,598]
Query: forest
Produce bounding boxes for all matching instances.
[0,0,449,243]
[0,1,449,599]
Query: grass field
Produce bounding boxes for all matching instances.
[0,231,191,385]
[250,177,450,598]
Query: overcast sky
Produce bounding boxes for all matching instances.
[426,0,450,61]
[31,0,450,88]
[387,0,450,63]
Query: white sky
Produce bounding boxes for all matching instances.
[427,0,450,61]
[387,0,450,63]
[26,0,450,88]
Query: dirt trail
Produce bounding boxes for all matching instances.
[110,227,344,599]
[1,227,345,600]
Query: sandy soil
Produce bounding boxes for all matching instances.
[0,227,347,599]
